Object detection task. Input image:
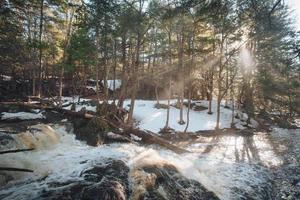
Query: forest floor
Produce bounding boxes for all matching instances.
[0,97,299,200]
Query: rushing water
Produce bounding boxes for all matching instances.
[0,124,299,200]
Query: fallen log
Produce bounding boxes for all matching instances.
[0,148,35,155]
[0,102,189,154]
[0,102,94,119]
[124,128,190,154]
[0,167,33,173]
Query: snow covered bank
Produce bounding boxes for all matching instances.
[59,98,256,133]
[1,111,45,121]
[126,99,254,132]
[129,99,257,132]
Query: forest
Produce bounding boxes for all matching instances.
[0,0,299,200]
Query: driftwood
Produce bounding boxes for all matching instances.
[124,128,189,154]
[0,148,34,155]
[0,167,33,173]
[0,102,189,154]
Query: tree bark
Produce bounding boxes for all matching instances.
[178,27,185,125]
[113,38,117,104]
[59,7,74,104]
[118,34,127,108]
[37,0,44,98]
[165,78,171,129]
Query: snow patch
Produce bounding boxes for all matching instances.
[86,79,121,91]
[0,75,12,81]
[130,134,142,141]
[59,98,258,133]
[1,112,45,120]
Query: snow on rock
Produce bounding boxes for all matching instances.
[86,86,96,91]
[86,79,121,91]
[106,79,121,90]
[0,75,12,81]
[64,104,97,112]
[1,111,45,120]
[130,134,142,141]
[250,118,259,128]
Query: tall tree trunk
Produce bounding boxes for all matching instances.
[78,65,87,103]
[164,30,172,129]
[103,11,109,103]
[224,66,229,108]
[95,28,101,103]
[216,97,221,130]
[27,8,36,97]
[118,34,127,108]
[37,0,44,98]
[153,28,159,104]
[184,32,194,133]
[155,83,159,105]
[127,31,141,125]
[231,85,235,127]
[113,38,117,104]
[165,78,171,129]
[128,0,143,125]
[215,21,225,130]
[208,42,215,115]
[59,65,64,99]
[207,70,213,114]
[215,48,224,130]
[59,8,74,105]
[184,88,191,133]
[33,71,36,96]
[178,28,185,125]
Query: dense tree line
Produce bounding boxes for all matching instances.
[0,0,299,128]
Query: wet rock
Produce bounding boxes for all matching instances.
[193,105,207,111]
[0,173,13,187]
[104,132,131,143]
[72,118,108,146]
[132,163,219,200]
[40,181,92,200]
[37,159,130,200]
[82,178,126,200]
[159,127,175,136]
[0,134,14,150]
[2,158,223,200]
[43,110,65,123]
[154,103,169,109]
[72,118,130,146]
[273,163,300,200]
[81,160,129,185]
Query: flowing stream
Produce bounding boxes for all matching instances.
[0,123,299,200]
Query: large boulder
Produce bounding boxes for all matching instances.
[131,163,219,200]
[38,159,130,200]
[72,118,130,146]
